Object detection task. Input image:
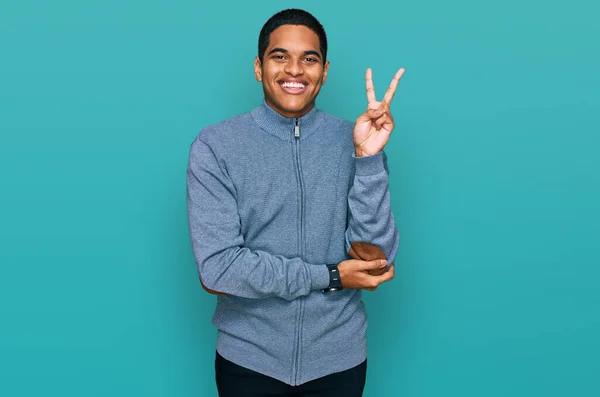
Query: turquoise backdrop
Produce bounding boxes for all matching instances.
[1,0,599,396]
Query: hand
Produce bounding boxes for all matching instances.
[348,241,394,276]
[353,67,405,157]
[337,258,395,291]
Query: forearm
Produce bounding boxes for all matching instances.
[193,244,329,300]
[345,151,399,264]
[201,280,228,295]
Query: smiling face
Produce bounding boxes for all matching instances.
[254,24,330,119]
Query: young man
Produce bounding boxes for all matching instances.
[187,8,404,397]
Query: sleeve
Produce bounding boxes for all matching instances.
[345,151,400,266]
[186,137,330,300]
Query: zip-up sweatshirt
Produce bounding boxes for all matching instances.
[186,100,399,386]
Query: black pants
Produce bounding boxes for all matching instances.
[215,351,367,397]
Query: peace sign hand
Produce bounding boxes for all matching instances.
[353,68,405,157]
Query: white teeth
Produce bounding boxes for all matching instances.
[282,82,305,88]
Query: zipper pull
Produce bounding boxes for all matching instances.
[294,118,300,138]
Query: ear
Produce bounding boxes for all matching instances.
[322,60,330,85]
[254,56,262,82]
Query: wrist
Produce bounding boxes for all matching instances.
[322,263,343,292]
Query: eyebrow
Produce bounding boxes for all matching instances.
[267,48,322,59]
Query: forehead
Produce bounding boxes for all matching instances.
[267,25,321,54]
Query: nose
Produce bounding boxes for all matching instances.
[284,58,304,76]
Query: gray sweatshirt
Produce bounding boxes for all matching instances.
[186,101,399,385]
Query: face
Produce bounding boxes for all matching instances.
[254,24,330,119]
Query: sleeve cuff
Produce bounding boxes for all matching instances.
[309,264,330,291]
[353,151,385,176]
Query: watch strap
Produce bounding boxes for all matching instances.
[322,263,343,292]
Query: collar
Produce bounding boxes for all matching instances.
[251,100,324,142]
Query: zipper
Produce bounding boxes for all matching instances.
[291,117,306,385]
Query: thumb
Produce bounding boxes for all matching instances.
[357,108,383,123]
[361,259,387,271]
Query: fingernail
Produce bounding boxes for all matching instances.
[380,260,387,267]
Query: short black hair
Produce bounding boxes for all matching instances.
[258,9,328,63]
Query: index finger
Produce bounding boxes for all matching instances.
[382,68,405,105]
[365,68,377,104]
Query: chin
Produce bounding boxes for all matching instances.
[280,100,311,113]
[282,105,305,114]
[266,93,313,117]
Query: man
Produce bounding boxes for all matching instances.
[187,8,404,397]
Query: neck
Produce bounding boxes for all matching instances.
[264,99,315,119]
[250,100,324,142]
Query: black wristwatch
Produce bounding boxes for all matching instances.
[322,263,343,292]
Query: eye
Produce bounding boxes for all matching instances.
[305,57,318,63]
[272,55,286,60]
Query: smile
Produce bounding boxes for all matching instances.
[278,80,308,94]
[282,81,305,88]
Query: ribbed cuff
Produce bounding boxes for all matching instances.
[354,151,385,176]
[309,264,330,291]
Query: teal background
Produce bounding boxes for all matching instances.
[1,0,599,396]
